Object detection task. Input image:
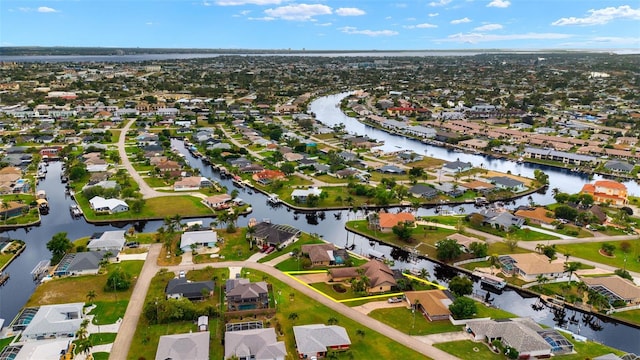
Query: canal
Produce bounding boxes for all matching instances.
[0,93,638,353]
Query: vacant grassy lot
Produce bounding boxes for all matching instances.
[435,340,500,360]
[27,261,144,306]
[88,300,129,325]
[346,219,457,252]
[554,241,640,273]
[369,307,461,335]
[193,227,251,263]
[239,270,429,360]
[611,309,640,326]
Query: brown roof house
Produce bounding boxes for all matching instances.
[498,253,566,282]
[300,243,350,267]
[404,290,453,321]
[446,233,484,253]
[514,207,556,227]
[581,275,640,305]
[328,260,397,294]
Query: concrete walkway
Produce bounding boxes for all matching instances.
[110,244,460,360]
[521,225,575,240]
[414,331,470,345]
[351,300,407,315]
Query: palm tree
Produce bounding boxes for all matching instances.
[564,261,581,283]
[419,268,430,280]
[86,290,97,305]
[288,312,299,322]
[327,317,339,325]
[1,200,9,223]
[536,274,549,285]
[488,253,500,275]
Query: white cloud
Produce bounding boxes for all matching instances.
[429,0,451,7]
[336,7,366,16]
[216,0,283,5]
[428,12,439,17]
[394,3,408,8]
[264,4,332,21]
[37,6,58,13]
[407,17,416,21]
[473,23,502,31]
[248,16,275,21]
[405,22,438,29]
[340,26,399,37]
[445,32,572,43]
[203,1,212,6]
[385,16,392,20]
[316,22,332,26]
[552,5,640,26]
[240,10,251,15]
[487,0,510,8]
[450,17,471,24]
[145,22,154,26]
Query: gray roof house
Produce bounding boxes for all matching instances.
[409,184,439,199]
[226,279,269,311]
[224,328,286,360]
[487,212,525,230]
[21,303,84,340]
[251,222,301,248]
[488,176,526,191]
[377,165,405,174]
[293,324,351,359]
[442,160,473,173]
[604,160,634,173]
[87,230,126,252]
[466,318,554,358]
[166,278,215,300]
[155,331,209,360]
[54,251,106,276]
[180,230,217,252]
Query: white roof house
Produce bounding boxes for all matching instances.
[293,324,351,358]
[21,303,84,340]
[224,328,286,360]
[291,187,322,202]
[180,230,217,252]
[87,230,126,252]
[89,196,129,214]
[155,331,209,360]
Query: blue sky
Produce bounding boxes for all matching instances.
[1,0,639,50]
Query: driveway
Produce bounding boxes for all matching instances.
[110,244,460,360]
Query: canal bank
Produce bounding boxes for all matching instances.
[1,93,639,353]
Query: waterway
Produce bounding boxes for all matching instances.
[0,94,638,353]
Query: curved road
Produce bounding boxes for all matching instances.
[110,244,459,360]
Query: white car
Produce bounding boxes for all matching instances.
[178,270,185,278]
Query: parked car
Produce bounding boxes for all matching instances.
[178,270,185,278]
[387,297,403,303]
[125,241,139,248]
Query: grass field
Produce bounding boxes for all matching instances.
[0,337,15,352]
[258,233,326,263]
[27,261,144,306]
[554,241,640,273]
[368,307,462,335]
[75,193,213,220]
[611,309,640,326]
[91,352,109,360]
[434,341,500,360]
[88,300,129,325]
[238,270,430,360]
[193,227,252,263]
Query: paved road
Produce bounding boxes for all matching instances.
[117,119,204,200]
[110,243,459,360]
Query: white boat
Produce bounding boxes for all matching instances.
[473,271,507,290]
[267,194,280,204]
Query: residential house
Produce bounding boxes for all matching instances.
[328,260,397,294]
[466,318,568,357]
[252,169,286,184]
[155,331,209,360]
[300,243,349,267]
[89,196,129,214]
[404,290,453,321]
[580,180,628,206]
[368,212,415,233]
[514,207,556,227]
[166,278,215,300]
[54,251,107,276]
[460,180,495,193]
[377,165,405,174]
[603,160,634,174]
[203,194,232,209]
[250,221,301,249]
[488,176,526,192]
[87,230,126,252]
[442,160,473,173]
[433,182,464,197]
[155,159,181,173]
[0,201,28,219]
[498,253,566,282]
[225,279,269,311]
[293,324,351,359]
[173,176,213,191]
[581,275,640,305]
[224,327,286,360]
[409,184,439,199]
[0,167,23,194]
[21,303,84,340]
[180,230,217,252]
[291,187,323,203]
[446,233,484,253]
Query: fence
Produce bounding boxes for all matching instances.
[453,256,489,267]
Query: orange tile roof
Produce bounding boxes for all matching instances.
[594,180,627,190]
[378,212,415,228]
[514,207,555,224]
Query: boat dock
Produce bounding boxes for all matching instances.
[0,272,9,286]
[30,260,50,281]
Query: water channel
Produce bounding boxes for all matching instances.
[0,93,638,353]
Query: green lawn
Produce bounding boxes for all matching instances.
[346,220,457,253]
[88,300,129,325]
[435,340,501,360]
[474,302,517,319]
[193,227,252,263]
[239,270,430,360]
[554,241,640,273]
[143,177,170,188]
[611,309,640,326]
[422,215,466,226]
[92,352,110,360]
[0,336,15,352]
[467,222,559,241]
[368,307,462,335]
[555,332,625,360]
[87,333,117,346]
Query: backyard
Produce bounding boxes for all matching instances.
[554,241,640,273]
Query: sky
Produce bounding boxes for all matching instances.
[1,0,639,50]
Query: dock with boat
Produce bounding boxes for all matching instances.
[472,270,507,290]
